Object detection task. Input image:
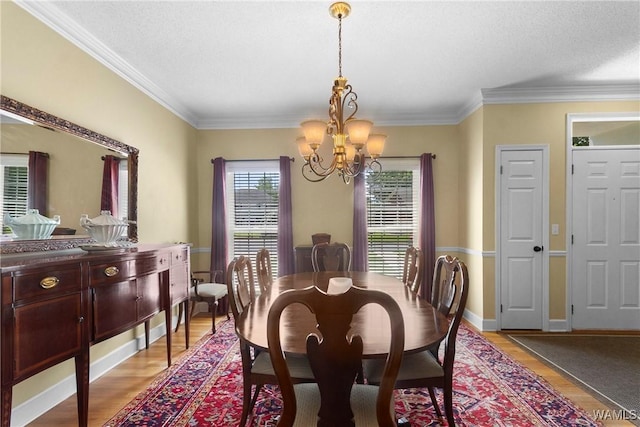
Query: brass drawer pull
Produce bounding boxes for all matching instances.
[104,266,120,277]
[40,276,59,289]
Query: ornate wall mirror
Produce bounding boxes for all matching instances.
[0,95,138,254]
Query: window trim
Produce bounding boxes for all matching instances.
[365,158,421,278]
[225,160,280,271]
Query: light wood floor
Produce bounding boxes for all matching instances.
[25,315,633,426]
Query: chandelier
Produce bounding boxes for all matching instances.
[297,2,386,183]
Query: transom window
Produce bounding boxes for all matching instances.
[365,159,420,279]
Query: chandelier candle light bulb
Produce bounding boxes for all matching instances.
[297,2,386,183]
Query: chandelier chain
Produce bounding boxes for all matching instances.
[338,15,343,77]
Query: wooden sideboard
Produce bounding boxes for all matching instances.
[0,243,190,427]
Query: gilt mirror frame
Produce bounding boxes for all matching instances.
[0,95,138,254]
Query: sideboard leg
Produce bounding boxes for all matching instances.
[1,385,12,427]
[144,320,150,349]
[164,308,172,366]
[75,350,89,427]
[184,300,190,349]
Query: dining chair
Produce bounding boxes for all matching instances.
[311,242,351,272]
[267,284,405,427]
[226,256,313,427]
[364,255,469,427]
[175,268,229,334]
[255,248,273,293]
[402,246,424,294]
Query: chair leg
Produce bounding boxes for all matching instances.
[443,383,455,427]
[190,301,197,319]
[248,384,263,419]
[218,294,230,319]
[239,380,253,427]
[174,302,184,333]
[210,301,218,334]
[427,386,445,424]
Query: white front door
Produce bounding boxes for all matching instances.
[571,148,640,330]
[499,148,545,329]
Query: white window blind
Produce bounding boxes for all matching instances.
[366,159,420,279]
[1,154,29,234]
[118,159,128,220]
[226,161,279,275]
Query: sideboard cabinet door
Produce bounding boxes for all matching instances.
[92,280,138,342]
[14,293,83,382]
[9,265,85,382]
[136,273,161,320]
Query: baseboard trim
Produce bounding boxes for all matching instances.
[11,321,169,426]
[548,319,570,332]
[463,309,497,331]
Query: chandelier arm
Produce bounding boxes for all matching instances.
[308,151,339,177]
[342,85,359,123]
[340,152,366,178]
[367,158,383,178]
[302,162,330,182]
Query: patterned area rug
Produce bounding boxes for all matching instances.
[105,321,601,426]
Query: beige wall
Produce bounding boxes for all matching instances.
[482,101,640,320]
[1,2,196,407]
[192,125,460,271]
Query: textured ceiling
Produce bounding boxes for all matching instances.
[18,1,640,129]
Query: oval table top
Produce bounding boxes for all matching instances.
[234,271,449,358]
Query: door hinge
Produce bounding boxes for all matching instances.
[571,164,574,175]
[500,304,503,313]
[571,234,574,244]
[500,165,503,175]
[571,304,574,315]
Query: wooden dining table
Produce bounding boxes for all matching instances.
[234,271,450,357]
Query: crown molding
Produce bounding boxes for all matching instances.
[15,1,640,130]
[15,1,199,128]
[481,84,640,105]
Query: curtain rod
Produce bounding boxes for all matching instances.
[210,155,434,164]
[380,154,436,159]
[211,157,295,164]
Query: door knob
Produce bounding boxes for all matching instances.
[533,246,543,252]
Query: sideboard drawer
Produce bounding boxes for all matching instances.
[131,255,157,277]
[89,260,131,284]
[14,266,82,302]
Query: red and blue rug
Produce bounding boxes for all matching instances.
[105,320,601,426]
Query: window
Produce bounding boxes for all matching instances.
[226,161,279,276]
[118,160,129,220]
[365,159,420,279]
[1,154,29,234]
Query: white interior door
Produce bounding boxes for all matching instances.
[499,149,545,329]
[571,148,640,330]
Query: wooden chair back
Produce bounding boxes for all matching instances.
[311,242,351,272]
[402,246,424,294]
[267,285,404,427]
[225,256,256,320]
[440,257,469,371]
[431,254,462,317]
[255,248,273,293]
